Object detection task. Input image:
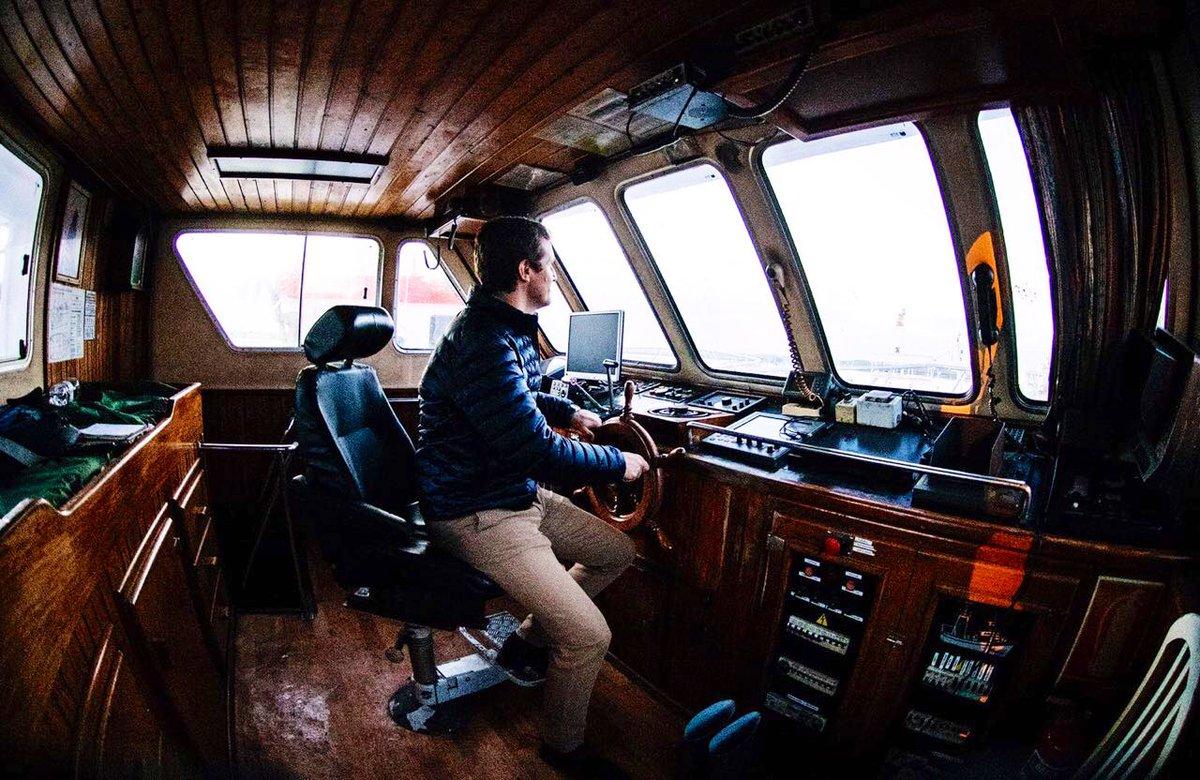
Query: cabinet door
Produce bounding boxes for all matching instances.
[116,509,225,766]
[758,509,919,759]
[597,559,670,688]
[884,546,1082,745]
[74,626,199,779]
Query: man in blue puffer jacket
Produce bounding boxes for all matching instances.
[417,216,648,777]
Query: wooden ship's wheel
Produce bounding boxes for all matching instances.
[582,382,684,551]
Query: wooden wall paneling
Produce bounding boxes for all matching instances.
[8,0,188,209]
[1055,576,1169,707]
[149,0,246,210]
[345,0,495,217]
[45,194,152,386]
[44,0,216,212]
[199,0,261,211]
[362,0,597,217]
[397,0,789,218]
[79,0,228,212]
[0,12,145,203]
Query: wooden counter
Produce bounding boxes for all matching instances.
[597,448,1196,769]
[0,384,229,774]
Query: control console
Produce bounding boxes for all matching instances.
[645,384,704,404]
[765,553,878,735]
[691,390,766,414]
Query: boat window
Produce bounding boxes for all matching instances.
[176,231,380,349]
[761,122,973,396]
[542,202,676,368]
[978,108,1054,403]
[622,164,791,377]
[0,138,44,367]
[540,276,573,353]
[393,241,466,351]
[1157,279,1168,331]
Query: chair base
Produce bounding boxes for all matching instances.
[387,612,519,736]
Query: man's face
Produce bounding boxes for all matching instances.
[523,237,557,310]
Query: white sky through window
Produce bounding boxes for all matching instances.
[978,108,1054,402]
[762,123,973,395]
[0,141,43,365]
[393,242,465,350]
[543,202,675,367]
[176,232,380,349]
[623,164,791,377]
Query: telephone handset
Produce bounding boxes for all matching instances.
[766,261,831,415]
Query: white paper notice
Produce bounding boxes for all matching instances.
[84,290,97,340]
[48,283,85,363]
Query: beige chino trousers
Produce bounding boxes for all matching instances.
[428,486,635,751]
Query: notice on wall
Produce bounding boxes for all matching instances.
[83,290,97,341]
[48,283,85,363]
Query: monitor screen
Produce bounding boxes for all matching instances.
[565,310,623,381]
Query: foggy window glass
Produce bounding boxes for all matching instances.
[978,108,1054,402]
[623,164,790,377]
[393,241,465,350]
[0,139,44,366]
[762,122,973,395]
[542,202,675,367]
[176,231,380,349]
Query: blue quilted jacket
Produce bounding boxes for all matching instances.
[416,289,626,521]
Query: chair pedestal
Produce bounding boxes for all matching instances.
[385,613,520,735]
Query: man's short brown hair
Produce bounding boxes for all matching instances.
[474,216,549,293]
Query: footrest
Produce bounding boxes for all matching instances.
[458,610,521,662]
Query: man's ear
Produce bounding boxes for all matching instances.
[516,258,535,283]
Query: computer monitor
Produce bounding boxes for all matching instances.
[565,310,624,382]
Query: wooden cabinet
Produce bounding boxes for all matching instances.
[0,385,229,774]
[600,452,1194,767]
[116,506,225,764]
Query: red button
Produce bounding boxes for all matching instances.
[823,536,842,556]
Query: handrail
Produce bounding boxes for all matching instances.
[684,421,1031,516]
[197,442,299,453]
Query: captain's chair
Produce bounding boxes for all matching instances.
[290,305,509,734]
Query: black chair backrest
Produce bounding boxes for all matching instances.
[293,306,416,515]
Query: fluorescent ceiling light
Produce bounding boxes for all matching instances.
[207,147,388,184]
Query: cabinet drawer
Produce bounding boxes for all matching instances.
[171,465,209,556]
[192,515,221,595]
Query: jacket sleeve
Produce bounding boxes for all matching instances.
[535,392,578,428]
[450,333,626,484]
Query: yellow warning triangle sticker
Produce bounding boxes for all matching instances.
[816,614,829,627]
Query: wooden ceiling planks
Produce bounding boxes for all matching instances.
[1,0,1088,221]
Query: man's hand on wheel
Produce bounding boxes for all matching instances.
[622,453,651,482]
[568,409,603,441]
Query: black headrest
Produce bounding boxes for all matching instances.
[303,306,394,365]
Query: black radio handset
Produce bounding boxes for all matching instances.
[766,262,824,409]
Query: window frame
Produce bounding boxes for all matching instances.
[617,159,795,383]
[0,128,49,374]
[539,197,680,371]
[173,228,384,353]
[753,123,980,401]
[391,238,468,354]
[973,106,1055,411]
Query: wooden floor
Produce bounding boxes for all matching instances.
[235,556,684,779]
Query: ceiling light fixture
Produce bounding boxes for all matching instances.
[207,147,388,184]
